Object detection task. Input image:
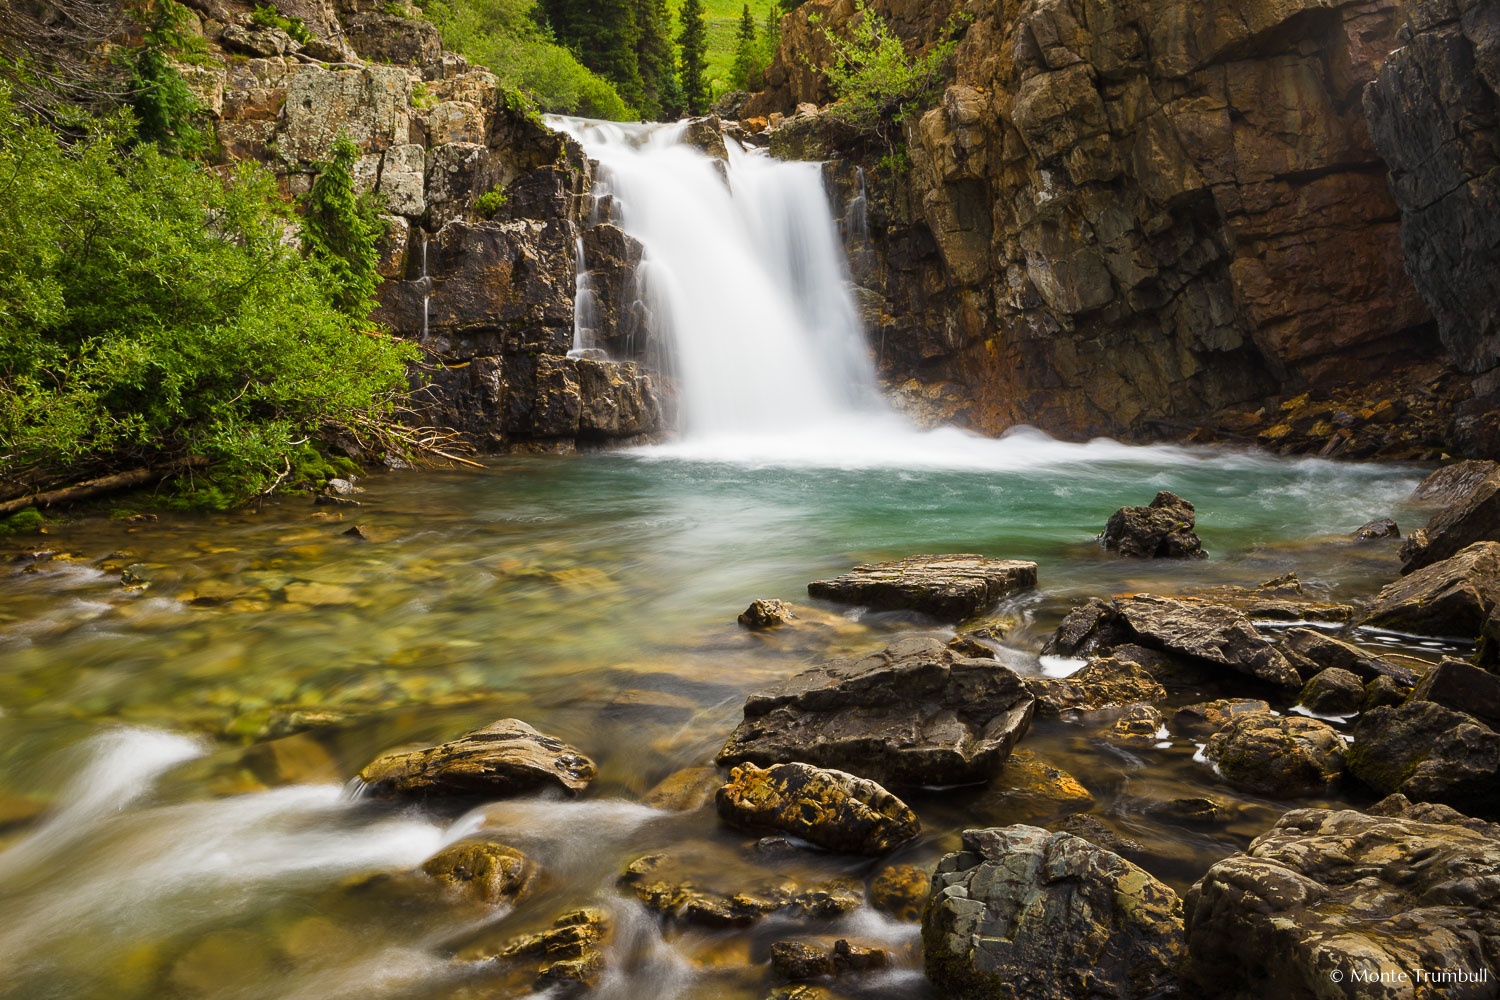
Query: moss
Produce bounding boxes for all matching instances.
[0,509,46,534]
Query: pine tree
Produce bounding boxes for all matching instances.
[634,0,673,119]
[729,4,757,91]
[542,0,645,115]
[302,135,382,317]
[677,0,709,114]
[659,49,687,119]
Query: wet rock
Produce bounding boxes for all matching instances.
[620,850,861,927]
[1408,460,1500,505]
[770,939,888,981]
[739,599,796,630]
[1169,574,1355,624]
[1367,792,1500,836]
[456,907,610,993]
[868,863,931,922]
[1024,656,1166,716]
[1409,657,1500,728]
[1362,675,1408,711]
[807,554,1038,621]
[980,749,1093,822]
[717,636,1034,787]
[642,766,722,811]
[944,635,995,659]
[1107,704,1167,747]
[357,718,596,800]
[1278,628,1422,686]
[1360,540,1500,637]
[924,826,1184,1000]
[1171,698,1272,738]
[1348,701,1500,816]
[1147,797,1224,826]
[1098,491,1206,559]
[1044,595,1301,689]
[420,839,537,906]
[1052,814,1146,854]
[1352,517,1399,541]
[1204,712,1346,797]
[1295,668,1365,717]
[680,115,728,159]
[1400,467,1500,573]
[715,762,919,856]
[1183,807,1500,997]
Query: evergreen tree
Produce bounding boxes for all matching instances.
[658,48,687,118]
[633,0,673,118]
[729,4,757,91]
[676,0,709,113]
[541,0,645,114]
[302,135,382,316]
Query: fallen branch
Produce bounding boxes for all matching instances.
[0,457,208,516]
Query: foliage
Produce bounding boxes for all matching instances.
[542,0,645,113]
[476,186,508,216]
[124,2,209,155]
[633,0,674,119]
[676,0,708,113]
[0,94,415,507]
[250,4,313,45]
[423,0,635,119]
[728,3,756,91]
[301,135,384,316]
[816,0,963,141]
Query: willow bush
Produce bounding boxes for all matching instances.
[0,94,417,507]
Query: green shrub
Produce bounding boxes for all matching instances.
[125,3,210,156]
[816,0,963,139]
[301,134,384,316]
[476,187,508,216]
[250,4,315,45]
[0,93,416,507]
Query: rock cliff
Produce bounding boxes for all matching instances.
[749,0,1476,450]
[173,0,671,453]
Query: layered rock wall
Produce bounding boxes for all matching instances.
[753,0,1438,441]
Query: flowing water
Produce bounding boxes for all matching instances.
[0,121,1456,1000]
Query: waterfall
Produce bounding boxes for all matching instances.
[569,236,605,359]
[420,237,430,341]
[549,118,882,440]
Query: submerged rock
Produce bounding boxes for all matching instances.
[1024,656,1166,716]
[641,766,722,811]
[807,554,1038,621]
[1167,574,1354,624]
[1203,712,1346,798]
[924,826,1184,1000]
[1107,704,1167,747]
[1043,595,1302,689]
[420,839,537,906]
[770,939,889,981]
[1184,807,1500,997]
[456,906,611,992]
[620,849,861,928]
[1098,490,1206,559]
[979,750,1092,823]
[1295,667,1365,717]
[715,762,920,856]
[717,636,1034,787]
[1352,517,1400,541]
[868,863,932,922]
[357,718,596,800]
[739,598,796,629]
[1347,701,1500,816]
[1360,540,1500,637]
[1171,698,1271,738]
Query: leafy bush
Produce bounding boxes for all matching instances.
[476,187,508,215]
[302,135,384,316]
[125,3,210,155]
[816,0,962,140]
[423,0,635,119]
[0,95,416,507]
[250,4,314,45]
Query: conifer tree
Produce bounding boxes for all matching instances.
[676,0,709,113]
[729,4,757,91]
[634,0,673,118]
[302,135,382,316]
[542,0,645,114]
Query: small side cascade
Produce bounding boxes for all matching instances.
[845,166,869,244]
[420,238,431,341]
[568,236,608,361]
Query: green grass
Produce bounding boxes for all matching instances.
[671,0,774,98]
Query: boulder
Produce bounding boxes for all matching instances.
[807,554,1038,621]
[1408,460,1500,505]
[1203,712,1346,797]
[770,939,888,981]
[1352,517,1400,541]
[1098,490,1206,559]
[1044,595,1301,688]
[1362,675,1408,711]
[1409,657,1500,728]
[924,826,1184,1000]
[620,848,861,928]
[1278,628,1422,686]
[738,598,796,629]
[420,839,537,906]
[1401,467,1500,572]
[679,115,728,159]
[1347,701,1500,816]
[1024,656,1166,716]
[715,762,920,856]
[357,718,596,800]
[868,863,931,922]
[1107,704,1168,747]
[1367,791,1500,836]
[1184,807,1500,997]
[717,636,1034,787]
[455,906,611,991]
[1294,667,1365,717]
[1172,698,1270,738]
[1360,541,1500,637]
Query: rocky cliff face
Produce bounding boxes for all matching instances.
[1364,0,1500,456]
[173,0,671,453]
[752,0,1450,446]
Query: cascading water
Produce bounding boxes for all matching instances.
[568,237,605,359]
[550,118,883,444]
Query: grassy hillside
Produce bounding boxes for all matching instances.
[671,0,775,97]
